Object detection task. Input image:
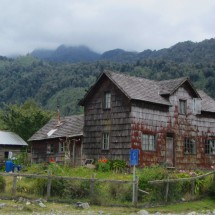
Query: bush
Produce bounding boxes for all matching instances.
[208,174,215,198]
[96,158,111,172]
[63,180,91,198]
[138,166,168,202]
[109,183,132,202]
[112,160,127,173]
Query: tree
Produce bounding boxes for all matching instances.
[0,100,52,142]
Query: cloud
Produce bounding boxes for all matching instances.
[0,0,215,55]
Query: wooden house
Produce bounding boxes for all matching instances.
[0,131,28,166]
[79,71,215,169]
[29,114,84,166]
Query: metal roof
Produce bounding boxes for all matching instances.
[0,131,28,146]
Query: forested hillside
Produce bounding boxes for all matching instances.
[0,38,215,115]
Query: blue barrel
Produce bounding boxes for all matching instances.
[5,160,14,172]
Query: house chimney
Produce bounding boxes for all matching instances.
[57,105,61,125]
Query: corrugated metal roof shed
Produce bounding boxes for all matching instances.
[0,131,28,146]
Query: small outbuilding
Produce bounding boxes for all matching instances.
[0,131,28,166]
[29,114,84,166]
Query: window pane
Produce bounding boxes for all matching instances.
[179,100,186,114]
[184,138,196,154]
[104,92,111,109]
[102,133,109,150]
[142,134,155,151]
[205,138,215,155]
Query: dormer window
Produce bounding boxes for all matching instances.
[104,92,111,109]
[179,100,186,115]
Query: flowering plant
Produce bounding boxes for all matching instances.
[97,157,111,172]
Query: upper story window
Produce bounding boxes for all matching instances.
[205,138,215,155]
[59,142,65,153]
[102,132,110,150]
[104,92,111,109]
[179,99,187,115]
[184,138,196,155]
[142,134,156,151]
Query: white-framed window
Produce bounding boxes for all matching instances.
[141,134,156,151]
[104,92,111,109]
[59,142,65,153]
[102,132,110,150]
[205,138,215,155]
[179,99,187,114]
[184,138,196,154]
[47,143,54,154]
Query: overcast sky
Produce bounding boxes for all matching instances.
[0,0,215,56]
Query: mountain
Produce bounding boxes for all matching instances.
[31,38,215,64]
[31,45,100,63]
[101,49,138,62]
[0,38,215,116]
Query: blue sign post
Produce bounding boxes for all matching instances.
[130,149,139,166]
[130,149,139,206]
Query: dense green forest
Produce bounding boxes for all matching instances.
[0,38,215,116]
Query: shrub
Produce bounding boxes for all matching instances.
[208,174,215,198]
[138,166,168,202]
[109,182,132,202]
[96,158,111,172]
[112,160,127,173]
[63,180,91,198]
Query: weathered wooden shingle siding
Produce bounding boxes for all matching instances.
[131,83,215,169]
[131,101,169,166]
[83,76,131,161]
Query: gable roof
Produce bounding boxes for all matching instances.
[0,131,28,146]
[79,70,215,113]
[197,90,215,113]
[106,71,171,105]
[80,71,170,106]
[80,71,200,106]
[28,114,84,141]
[157,77,200,98]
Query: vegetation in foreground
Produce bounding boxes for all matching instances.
[0,159,215,208]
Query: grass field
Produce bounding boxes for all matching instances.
[0,198,214,214]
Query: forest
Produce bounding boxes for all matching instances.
[0,38,215,116]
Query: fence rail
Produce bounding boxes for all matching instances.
[0,172,138,206]
[149,170,215,202]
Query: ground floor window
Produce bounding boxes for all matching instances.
[59,142,65,152]
[142,134,156,151]
[102,132,110,150]
[184,138,196,154]
[205,138,215,155]
[47,143,54,154]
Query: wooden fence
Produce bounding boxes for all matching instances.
[0,172,139,206]
[149,170,215,202]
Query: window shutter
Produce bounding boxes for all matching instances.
[193,98,201,115]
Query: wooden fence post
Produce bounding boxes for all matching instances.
[90,173,95,197]
[12,175,17,196]
[46,174,52,199]
[133,176,138,207]
[191,179,195,197]
[165,180,169,203]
